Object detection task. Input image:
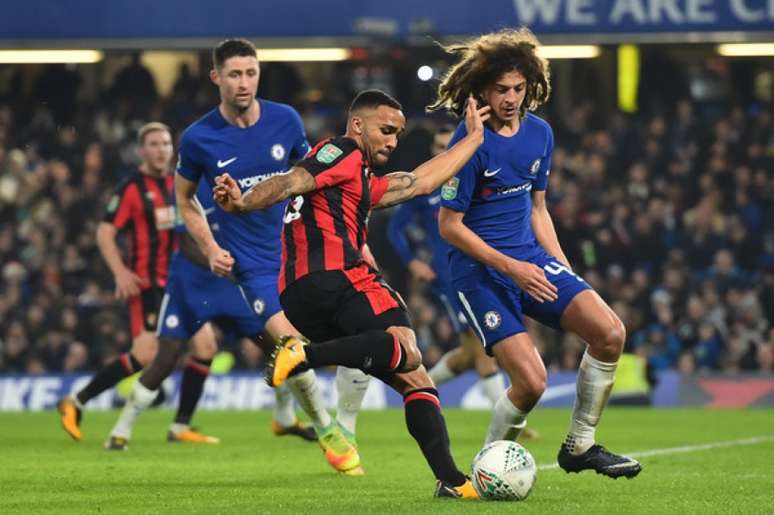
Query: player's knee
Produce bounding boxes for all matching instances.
[147,337,184,378]
[191,339,217,360]
[514,369,546,409]
[602,317,626,358]
[131,334,158,366]
[387,326,421,371]
[528,370,547,400]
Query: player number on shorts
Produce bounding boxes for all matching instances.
[283,195,304,224]
[543,261,584,282]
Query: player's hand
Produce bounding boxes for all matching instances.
[213,173,245,213]
[464,94,491,140]
[501,258,558,303]
[114,267,143,299]
[408,259,437,282]
[206,244,234,277]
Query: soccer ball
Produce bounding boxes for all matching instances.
[471,440,537,501]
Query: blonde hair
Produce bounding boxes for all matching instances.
[137,122,171,145]
[427,27,551,119]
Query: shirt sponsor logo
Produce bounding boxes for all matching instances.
[237,170,289,189]
[494,182,532,196]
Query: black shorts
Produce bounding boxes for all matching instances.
[128,286,164,338]
[280,265,410,342]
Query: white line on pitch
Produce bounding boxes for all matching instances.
[538,435,774,471]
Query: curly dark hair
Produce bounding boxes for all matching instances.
[427,28,551,119]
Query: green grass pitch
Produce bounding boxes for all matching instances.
[1,408,772,514]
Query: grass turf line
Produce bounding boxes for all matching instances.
[1,408,772,514]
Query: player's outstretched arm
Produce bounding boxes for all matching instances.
[213,167,316,213]
[374,97,489,209]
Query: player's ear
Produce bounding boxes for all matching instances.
[350,115,364,135]
[209,68,220,86]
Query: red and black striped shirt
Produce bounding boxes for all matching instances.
[103,171,177,289]
[279,137,390,292]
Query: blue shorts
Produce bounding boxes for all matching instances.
[157,253,277,341]
[430,279,469,334]
[452,250,591,355]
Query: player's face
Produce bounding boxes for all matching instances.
[355,105,406,166]
[211,56,260,112]
[431,131,453,157]
[139,130,173,173]
[481,70,527,123]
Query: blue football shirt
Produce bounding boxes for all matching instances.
[176,100,310,278]
[440,112,554,274]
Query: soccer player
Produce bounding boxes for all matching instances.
[105,180,318,449]
[429,28,641,478]
[214,89,490,498]
[57,122,216,444]
[113,39,359,474]
[387,125,506,405]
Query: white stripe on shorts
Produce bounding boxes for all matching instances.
[155,292,171,337]
[457,291,487,347]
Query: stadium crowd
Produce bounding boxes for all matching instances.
[0,60,772,375]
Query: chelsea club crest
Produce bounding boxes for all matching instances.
[271,144,286,161]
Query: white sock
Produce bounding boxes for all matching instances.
[110,381,157,439]
[272,383,297,428]
[70,395,85,410]
[169,423,188,434]
[335,367,369,435]
[428,354,457,385]
[479,372,505,407]
[565,350,617,455]
[485,391,529,445]
[286,369,332,431]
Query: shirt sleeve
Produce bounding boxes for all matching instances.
[103,180,139,231]
[368,175,390,207]
[386,199,418,266]
[176,130,204,183]
[440,124,482,213]
[287,107,311,164]
[297,137,360,189]
[532,123,554,192]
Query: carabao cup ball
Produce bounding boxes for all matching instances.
[471,440,537,501]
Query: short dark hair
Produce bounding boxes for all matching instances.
[212,38,257,69]
[348,89,402,117]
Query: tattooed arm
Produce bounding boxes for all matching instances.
[374,98,489,209]
[213,167,316,213]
